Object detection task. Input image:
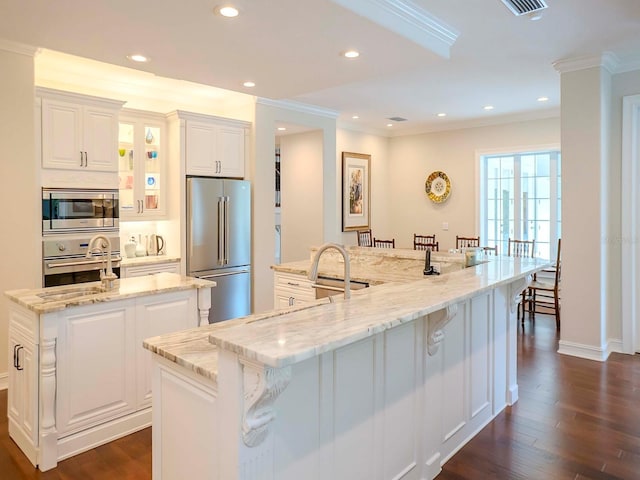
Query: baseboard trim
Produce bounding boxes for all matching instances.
[557,340,609,362]
[607,339,624,356]
[57,409,151,463]
[0,372,8,391]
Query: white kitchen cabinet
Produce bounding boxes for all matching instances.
[118,110,167,219]
[274,271,315,308]
[6,281,206,471]
[121,259,181,278]
[56,301,137,436]
[8,307,39,466]
[181,111,248,178]
[136,291,196,408]
[38,87,124,172]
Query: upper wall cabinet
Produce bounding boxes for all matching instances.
[38,87,125,172]
[180,111,249,178]
[118,110,167,220]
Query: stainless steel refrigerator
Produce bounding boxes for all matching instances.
[186,176,251,323]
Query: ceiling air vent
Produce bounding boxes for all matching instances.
[500,0,548,16]
[387,117,408,122]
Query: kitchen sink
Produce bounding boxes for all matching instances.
[313,277,369,299]
[37,285,105,302]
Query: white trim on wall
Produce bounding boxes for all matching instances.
[621,94,640,354]
[0,372,7,391]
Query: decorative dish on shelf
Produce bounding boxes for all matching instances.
[425,171,451,203]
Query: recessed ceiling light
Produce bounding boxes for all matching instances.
[352,115,359,120]
[437,113,447,117]
[277,127,286,131]
[127,54,149,63]
[483,105,494,111]
[537,96,549,102]
[386,123,393,127]
[243,81,255,88]
[215,5,239,17]
[343,50,360,59]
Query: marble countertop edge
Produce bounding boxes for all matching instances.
[208,259,548,369]
[5,272,215,314]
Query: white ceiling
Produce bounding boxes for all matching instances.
[1,0,640,136]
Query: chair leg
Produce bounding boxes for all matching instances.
[555,294,561,331]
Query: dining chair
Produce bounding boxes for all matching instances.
[357,229,373,247]
[373,238,395,248]
[507,238,536,322]
[508,238,535,258]
[413,234,438,251]
[482,245,498,256]
[523,238,561,331]
[456,235,480,249]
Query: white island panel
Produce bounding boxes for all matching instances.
[146,256,548,479]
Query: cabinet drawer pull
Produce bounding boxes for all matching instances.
[13,344,19,368]
[15,345,24,371]
[286,282,300,286]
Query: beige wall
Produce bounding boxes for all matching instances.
[336,129,392,246]
[279,130,324,263]
[251,102,337,313]
[559,66,611,355]
[386,118,561,252]
[0,45,38,385]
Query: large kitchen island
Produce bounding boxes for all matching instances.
[5,272,214,471]
[144,248,550,480]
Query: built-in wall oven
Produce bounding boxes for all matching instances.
[42,235,121,287]
[41,188,121,287]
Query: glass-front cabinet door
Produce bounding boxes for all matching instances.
[118,111,166,219]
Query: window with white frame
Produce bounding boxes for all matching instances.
[480,149,561,260]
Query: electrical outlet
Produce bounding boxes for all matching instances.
[442,222,449,231]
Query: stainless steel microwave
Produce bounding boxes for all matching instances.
[42,188,119,234]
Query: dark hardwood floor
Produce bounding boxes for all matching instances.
[440,316,640,480]
[2,314,640,479]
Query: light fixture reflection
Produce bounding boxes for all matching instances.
[127,54,149,63]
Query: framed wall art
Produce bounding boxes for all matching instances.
[342,152,371,232]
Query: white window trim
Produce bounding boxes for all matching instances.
[475,143,561,256]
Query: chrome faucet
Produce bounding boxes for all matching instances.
[309,243,351,300]
[86,234,118,290]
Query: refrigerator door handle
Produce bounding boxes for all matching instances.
[198,269,250,280]
[224,196,230,265]
[217,198,225,266]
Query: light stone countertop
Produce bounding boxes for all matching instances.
[144,253,551,378]
[271,246,477,285]
[5,272,214,314]
[142,301,331,383]
[120,254,181,266]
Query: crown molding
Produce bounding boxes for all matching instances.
[256,98,339,119]
[0,38,38,57]
[329,0,459,59]
[553,52,640,75]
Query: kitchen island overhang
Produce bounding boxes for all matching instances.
[145,255,549,480]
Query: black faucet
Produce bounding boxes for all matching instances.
[423,248,439,276]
